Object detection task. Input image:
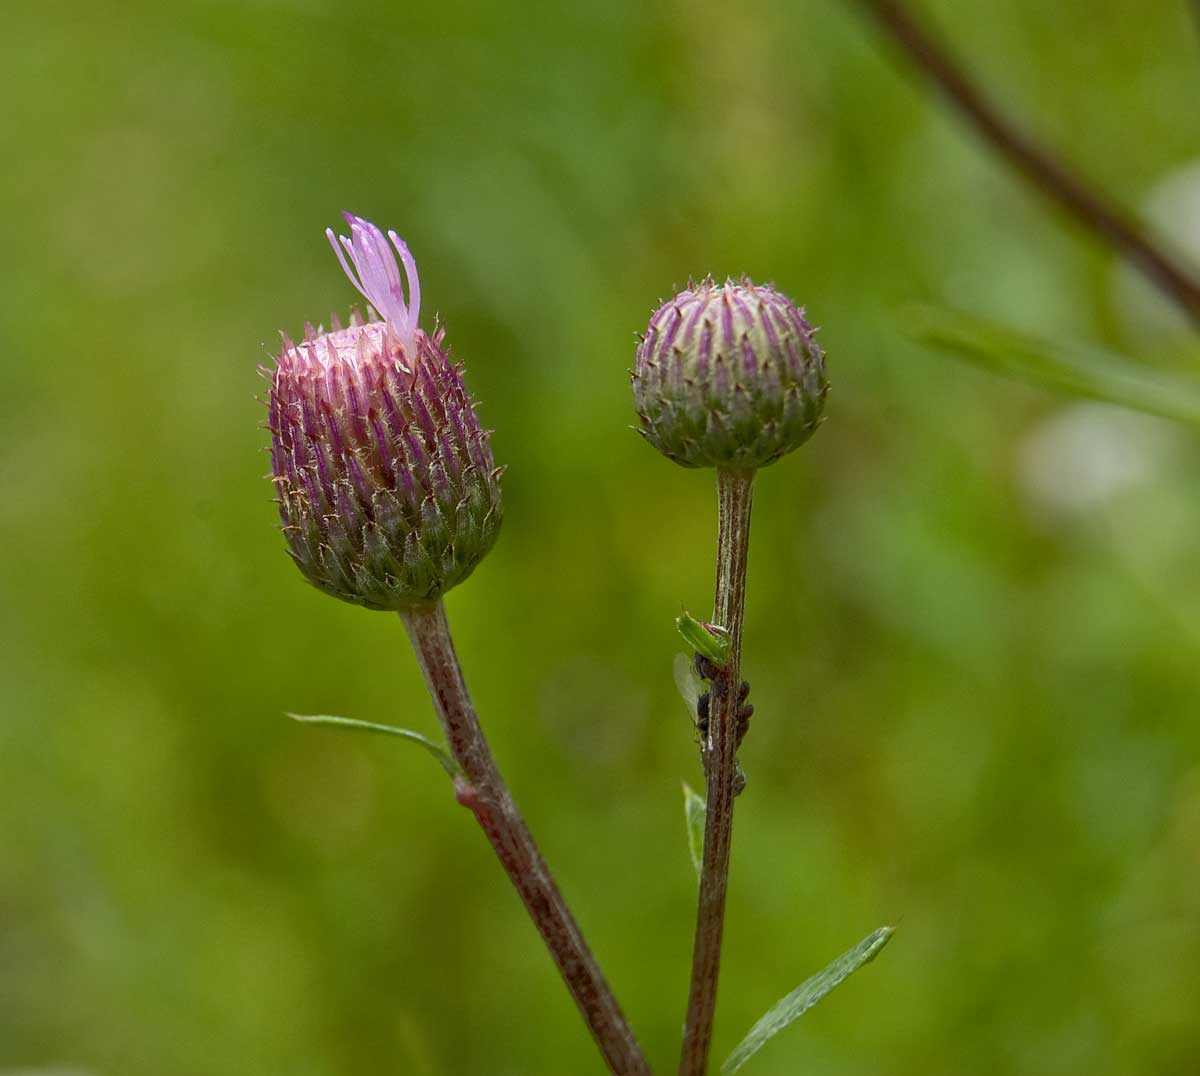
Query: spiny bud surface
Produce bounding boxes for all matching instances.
[267,214,502,611]
[633,277,827,469]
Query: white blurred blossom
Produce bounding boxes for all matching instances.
[1016,402,1178,521]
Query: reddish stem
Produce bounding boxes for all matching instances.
[402,600,650,1076]
[678,468,755,1076]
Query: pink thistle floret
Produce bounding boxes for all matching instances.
[326,212,422,364]
[266,214,503,611]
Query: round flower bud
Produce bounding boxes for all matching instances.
[267,214,502,611]
[632,277,828,469]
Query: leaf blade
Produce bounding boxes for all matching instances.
[682,782,706,881]
[674,652,703,721]
[721,926,895,1075]
[286,713,459,777]
[675,610,731,666]
[911,306,1200,428]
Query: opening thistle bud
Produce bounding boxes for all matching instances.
[266,214,502,611]
[632,277,828,469]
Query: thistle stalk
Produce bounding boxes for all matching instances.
[401,600,650,1076]
[678,468,755,1076]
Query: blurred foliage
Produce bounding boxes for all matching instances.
[913,307,1200,425]
[3,1,1200,1074]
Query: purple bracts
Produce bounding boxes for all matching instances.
[633,277,827,470]
[267,217,502,610]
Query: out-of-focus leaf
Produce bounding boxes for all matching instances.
[675,610,731,666]
[911,307,1200,428]
[287,713,459,777]
[682,782,706,881]
[674,652,704,724]
[721,926,895,1075]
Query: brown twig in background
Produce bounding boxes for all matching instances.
[853,0,1200,328]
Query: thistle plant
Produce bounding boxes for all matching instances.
[266,215,648,1075]
[634,278,832,1075]
[265,220,890,1075]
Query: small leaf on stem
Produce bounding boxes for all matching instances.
[682,782,707,882]
[721,925,895,1075]
[674,652,704,722]
[675,611,731,666]
[286,713,459,777]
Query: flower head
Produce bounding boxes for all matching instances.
[632,277,827,470]
[267,215,502,611]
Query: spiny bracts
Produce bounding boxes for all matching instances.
[632,277,827,470]
[266,214,502,611]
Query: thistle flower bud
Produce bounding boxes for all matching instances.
[266,214,502,611]
[632,277,828,470]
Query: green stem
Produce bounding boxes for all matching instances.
[678,468,756,1076]
[401,600,650,1076]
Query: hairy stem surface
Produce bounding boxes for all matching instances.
[679,468,756,1076]
[402,600,650,1076]
[855,0,1200,327]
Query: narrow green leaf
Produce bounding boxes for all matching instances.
[721,926,895,1075]
[911,306,1200,428]
[674,652,703,724]
[682,782,707,881]
[287,713,459,777]
[676,610,731,666]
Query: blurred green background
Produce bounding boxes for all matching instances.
[4,1,1200,1073]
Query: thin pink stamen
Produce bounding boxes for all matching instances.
[388,230,421,330]
[326,213,421,358]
